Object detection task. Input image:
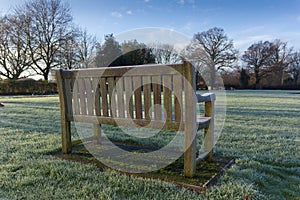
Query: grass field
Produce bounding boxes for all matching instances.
[0,90,299,199]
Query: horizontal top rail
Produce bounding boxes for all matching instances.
[59,64,185,79]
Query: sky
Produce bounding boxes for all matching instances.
[1,0,300,52]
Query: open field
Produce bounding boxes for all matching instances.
[0,90,299,199]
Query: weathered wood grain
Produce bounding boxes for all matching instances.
[56,63,215,178]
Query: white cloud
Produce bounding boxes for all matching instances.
[111,11,122,18]
[178,0,194,4]
[234,35,273,50]
[126,10,132,15]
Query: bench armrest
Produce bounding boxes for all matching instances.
[196,93,216,102]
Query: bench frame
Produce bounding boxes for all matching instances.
[56,61,215,177]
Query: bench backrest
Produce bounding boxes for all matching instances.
[56,62,196,131]
[56,61,216,177]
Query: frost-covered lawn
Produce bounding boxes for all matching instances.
[0,91,299,199]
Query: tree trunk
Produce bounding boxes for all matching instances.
[280,69,285,86]
[43,73,48,81]
[210,65,216,90]
[254,67,260,89]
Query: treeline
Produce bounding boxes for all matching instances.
[0,0,300,90]
[223,40,300,89]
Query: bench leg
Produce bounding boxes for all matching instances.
[204,101,214,161]
[93,123,101,144]
[184,129,197,177]
[62,120,71,154]
[204,128,213,161]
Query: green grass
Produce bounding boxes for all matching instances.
[0,91,299,199]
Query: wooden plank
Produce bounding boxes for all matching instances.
[92,78,101,116]
[72,79,80,115]
[64,79,73,118]
[173,75,183,122]
[84,78,94,116]
[69,78,76,117]
[163,75,172,122]
[142,76,151,120]
[100,77,109,117]
[133,76,142,119]
[55,69,72,154]
[77,78,87,115]
[71,115,185,131]
[93,123,101,144]
[116,77,125,118]
[107,77,116,118]
[152,75,162,120]
[183,61,197,177]
[61,64,185,79]
[204,100,215,161]
[197,117,211,130]
[92,77,101,144]
[124,76,133,118]
[197,93,216,102]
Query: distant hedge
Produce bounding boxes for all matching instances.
[0,79,57,95]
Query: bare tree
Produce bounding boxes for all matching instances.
[76,29,97,68]
[269,39,293,86]
[20,0,73,80]
[288,51,300,85]
[242,41,273,89]
[149,43,182,64]
[0,15,33,80]
[182,42,212,88]
[192,27,238,89]
[58,29,80,69]
[56,27,97,69]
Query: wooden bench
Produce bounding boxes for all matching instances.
[55,61,215,177]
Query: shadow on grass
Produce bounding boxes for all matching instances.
[51,138,234,193]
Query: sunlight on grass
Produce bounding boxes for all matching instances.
[0,91,299,199]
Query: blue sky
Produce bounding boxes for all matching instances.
[1,0,300,51]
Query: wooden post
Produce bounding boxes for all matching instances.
[204,100,215,161]
[93,124,101,144]
[183,61,197,177]
[55,69,72,154]
[93,78,101,144]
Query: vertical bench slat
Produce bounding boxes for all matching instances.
[92,78,101,116]
[152,75,162,120]
[142,76,151,120]
[133,76,142,119]
[173,75,182,122]
[100,77,109,117]
[116,77,125,118]
[163,75,172,121]
[84,78,94,116]
[73,79,80,115]
[69,78,76,116]
[92,78,101,143]
[107,77,116,117]
[124,76,133,118]
[64,79,73,117]
[78,79,87,115]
